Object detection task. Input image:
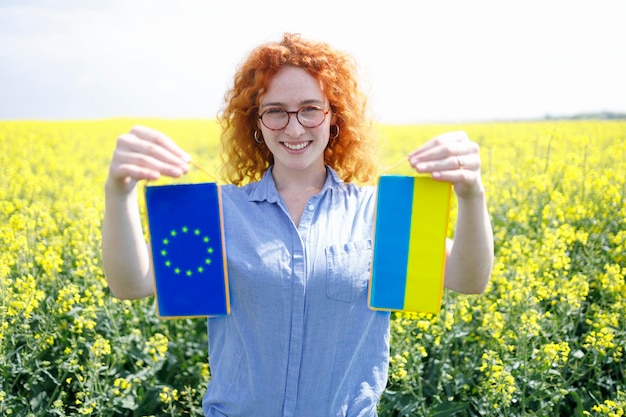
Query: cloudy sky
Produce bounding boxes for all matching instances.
[1,0,625,124]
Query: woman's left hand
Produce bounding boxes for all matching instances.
[408,131,484,199]
[409,131,493,294]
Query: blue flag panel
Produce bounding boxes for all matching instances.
[145,183,230,318]
[369,175,451,313]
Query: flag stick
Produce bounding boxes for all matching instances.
[190,160,220,183]
[381,158,408,173]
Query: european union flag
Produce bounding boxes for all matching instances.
[145,183,230,318]
[369,175,451,313]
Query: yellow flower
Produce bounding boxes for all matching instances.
[389,352,409,382]
[89,334,112,358]
[584,327,616,355]
[144,333,169,362]
[55,284,81,315]
[479,350,517,408]
[538,341,571,367]
[159,386,179,404]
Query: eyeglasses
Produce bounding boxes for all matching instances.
[258,105,330,131]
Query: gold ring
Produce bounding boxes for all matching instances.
[457,155,465,170]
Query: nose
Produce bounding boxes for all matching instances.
[283,112,306,137]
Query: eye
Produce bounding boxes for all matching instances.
[265,108,286,115]
[299,106,320,114]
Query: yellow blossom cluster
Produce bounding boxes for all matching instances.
[1,119,624,416]
[536,341,571,367]
[478,349,518,408]
[144,332,169,362]
[159,386,180,404]
[1,120,217,416]
[585,390,626,417]
[379,121,625,415]
[389,352,409,382]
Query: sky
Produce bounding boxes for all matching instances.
[1,0,625,124]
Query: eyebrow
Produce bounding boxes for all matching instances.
[259,98,326,109]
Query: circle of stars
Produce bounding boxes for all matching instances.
[160,226,214,277]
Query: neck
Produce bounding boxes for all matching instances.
[272,164,327,194]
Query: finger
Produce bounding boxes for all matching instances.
[109,160,161,183]
[106,155,160,196]
[129,125,191,164]
[411,156,473,176]
[454,153,482,171]
[118,125,193,171]
[414,153,481,175]
[431,166,479,183]
[409,131,470,160]
[410,137,480,173]
[108,133,189,185]
[112,148,187,179]
[432,168,485,200]
[116,134,189,173]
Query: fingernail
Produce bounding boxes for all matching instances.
[172,167,184,177]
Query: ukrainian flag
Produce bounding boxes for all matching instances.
[145,182,230,319]
[369,175,451,313]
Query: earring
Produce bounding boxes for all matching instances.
[329,125,339,140]
[254,130,263,144]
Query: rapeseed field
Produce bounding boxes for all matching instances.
[1,119,624,416]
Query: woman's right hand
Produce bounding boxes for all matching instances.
[106,125,191,195]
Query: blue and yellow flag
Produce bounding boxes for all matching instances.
[145,183,230,318]
[369,175,451,313]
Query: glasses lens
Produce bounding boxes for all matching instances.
[260,106,327,130]
[261,109,289,130]
[297,106,326,127]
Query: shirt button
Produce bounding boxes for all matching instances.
[308,204,315,211]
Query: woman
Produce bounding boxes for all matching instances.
[102,33,493,417]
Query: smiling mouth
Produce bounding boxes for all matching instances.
[282,141,311,151]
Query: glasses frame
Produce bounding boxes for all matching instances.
[258,105,330,131]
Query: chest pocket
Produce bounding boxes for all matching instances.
[325,240,373,302]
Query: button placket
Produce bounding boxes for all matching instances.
[283,198,317,416]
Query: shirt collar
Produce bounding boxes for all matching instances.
[247,166,344,203]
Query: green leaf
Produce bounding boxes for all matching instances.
[429,401,470,417]
[29,390,48,410]
[121,395,139,410]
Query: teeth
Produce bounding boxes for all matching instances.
[283,142,309,150]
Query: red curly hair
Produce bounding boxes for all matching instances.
[218,33,379,186]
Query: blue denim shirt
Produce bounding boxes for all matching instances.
[202,167,391,417]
